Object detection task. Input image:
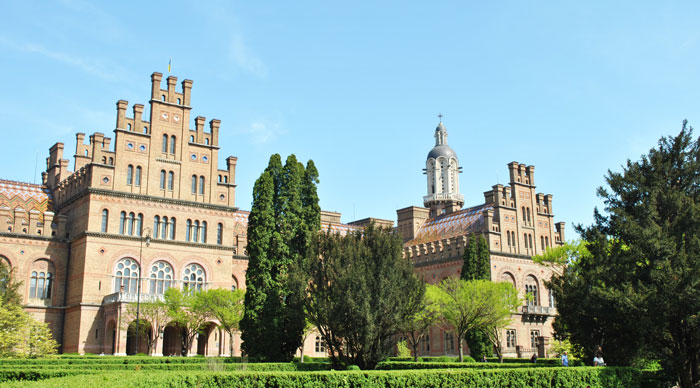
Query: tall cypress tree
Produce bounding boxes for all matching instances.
[461,234,492,359]
[241,154,320,361]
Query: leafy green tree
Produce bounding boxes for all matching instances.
[124,299,169,355]
[402,284,442,362]
[461,234,492,360]
[436,278,520,362]
[164,288,212,356]
[0,260,22,306]
[0,305,58,357]
[241,154,320,361]
[304,224,425,369]
[548,123,700,388]
[199,288,245,357]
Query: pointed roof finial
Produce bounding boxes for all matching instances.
[437,113,443,123]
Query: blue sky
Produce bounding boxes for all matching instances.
[1,1,700,237]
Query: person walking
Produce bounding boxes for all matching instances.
[561,351,569,366]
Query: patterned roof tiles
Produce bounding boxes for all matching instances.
[407,203,492,246]
[0,179,53,216]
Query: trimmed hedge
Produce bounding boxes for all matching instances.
[0,362,332,374]
[377,362,554,370]
[0,367,641,388]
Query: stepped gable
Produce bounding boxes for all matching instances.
[0,179,53,216]
[229,209,361,236]
[407,203,491,246]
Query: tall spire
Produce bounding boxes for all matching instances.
[424,119,463,216]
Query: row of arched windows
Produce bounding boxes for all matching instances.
[521,206,532,224]
[524,232,534,250]
[540,235,550,249]
[113,258,206,294]
[126,165,142,186]
[153,216,176,240]
[102,210,223,245]
[2,256,55,302]
[191,175,205,195]
[217,174,229,183]
[162,134,176,155]
[188,135,210,145]
[160,170,175,191]
[185,220,207,243]
[506,230,517,248]
[118,211,144,236]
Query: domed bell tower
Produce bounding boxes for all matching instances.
[423,120,464,217]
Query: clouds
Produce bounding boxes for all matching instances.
[229,34,269,79]
[237,120,286,144]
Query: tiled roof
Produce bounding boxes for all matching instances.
[0,179,53,216]
[407,203,491,246]
[229,209,361,236]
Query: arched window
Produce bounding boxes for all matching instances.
[521,207,526,222]
[127,212,135,235]
[160,170,166,189]
[525,275,539,306]
[205,138,210,145]
[526,207,531,223]
[126,165,133,185]
[186,219,192,241]
[506,231,511,247]
[136,213,143,236]
[149,261,173,295]
[500,272,516,288]
[109,157,114,165]
[161,216,168,239]
[191,175,197,194]
[545,236,549,247]
[190,135,194,142]
[193,221,200,242]
[199,176,205,195]
[218,175,222,183]
[528,234,533,250]
[119,211,126,235]
[114,258,140,293]
[167,171,174,191]
[101,209,109,233]
[182,263,206,292]
[224,176,228,183]
[170,136,176,154]
[29,268,53,300]
[231,275,238,290]
[168,218,175,240]
[540,236,545,251]
[127,123,132,131]
[217,223,223,245]
[101,156,106,164]
[153,216,161,239]
[177,98,181,104]
[135,166,142,186]
[201,221,207,243]
[162,134,168,153]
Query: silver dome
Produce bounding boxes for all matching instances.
[427,145,457,160]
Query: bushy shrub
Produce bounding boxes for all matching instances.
[346,365,360,370]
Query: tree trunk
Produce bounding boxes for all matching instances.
[458,336,464,362]
[413,343,420,362]
[228,330,234,358]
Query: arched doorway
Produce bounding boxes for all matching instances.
[105,320,117,355]
[197,322,217,356]
[126,320,151,355]
[162,323,182,356]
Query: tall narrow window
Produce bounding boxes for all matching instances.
[217,223,223,245]
[119,211,126,235]
[169,218,175,240]
[545,236,549,247]
[540,236,545,251]
[136,213,143,236]
[528,234,533,250]
[161,216,168,239]
[170,135,176,154]
[522,207,526,222]
[506,330,516,348]
[153,216,161,239]
[135,166,142,186]
[162,134,168,153]
[160,170,166,189]
[101,209,109,233]
[126,165,133,185]
[191,175,197,194]
[193,221,200,242]
[201,221,207,243]
[30,271,53,300]
[127,212,135,235]
[506,231,511,247]
[186,220,192,241]
[199,176,205,195]
[525,276,539,306]
[530,330,541,349]
[167,171,174,191]
[527,208,531,223]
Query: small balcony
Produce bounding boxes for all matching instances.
[102,292,165,305]
[521,304,555,323]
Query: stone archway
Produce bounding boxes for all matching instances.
[162,323,182,356]
[197,322,217,356]
[126,320,151,355]
[105,320,117,355]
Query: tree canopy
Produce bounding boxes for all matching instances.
[241,154,320,361]
[548,122,700,388]
[199,288,245,357]
[460,234,492,360]
[304,223,425,369]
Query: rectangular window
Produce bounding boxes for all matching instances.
[444,332,455,353]
[530,330,540,349]
[506,329,516,348]
[315,336,326,353]
[422,334,431,353]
